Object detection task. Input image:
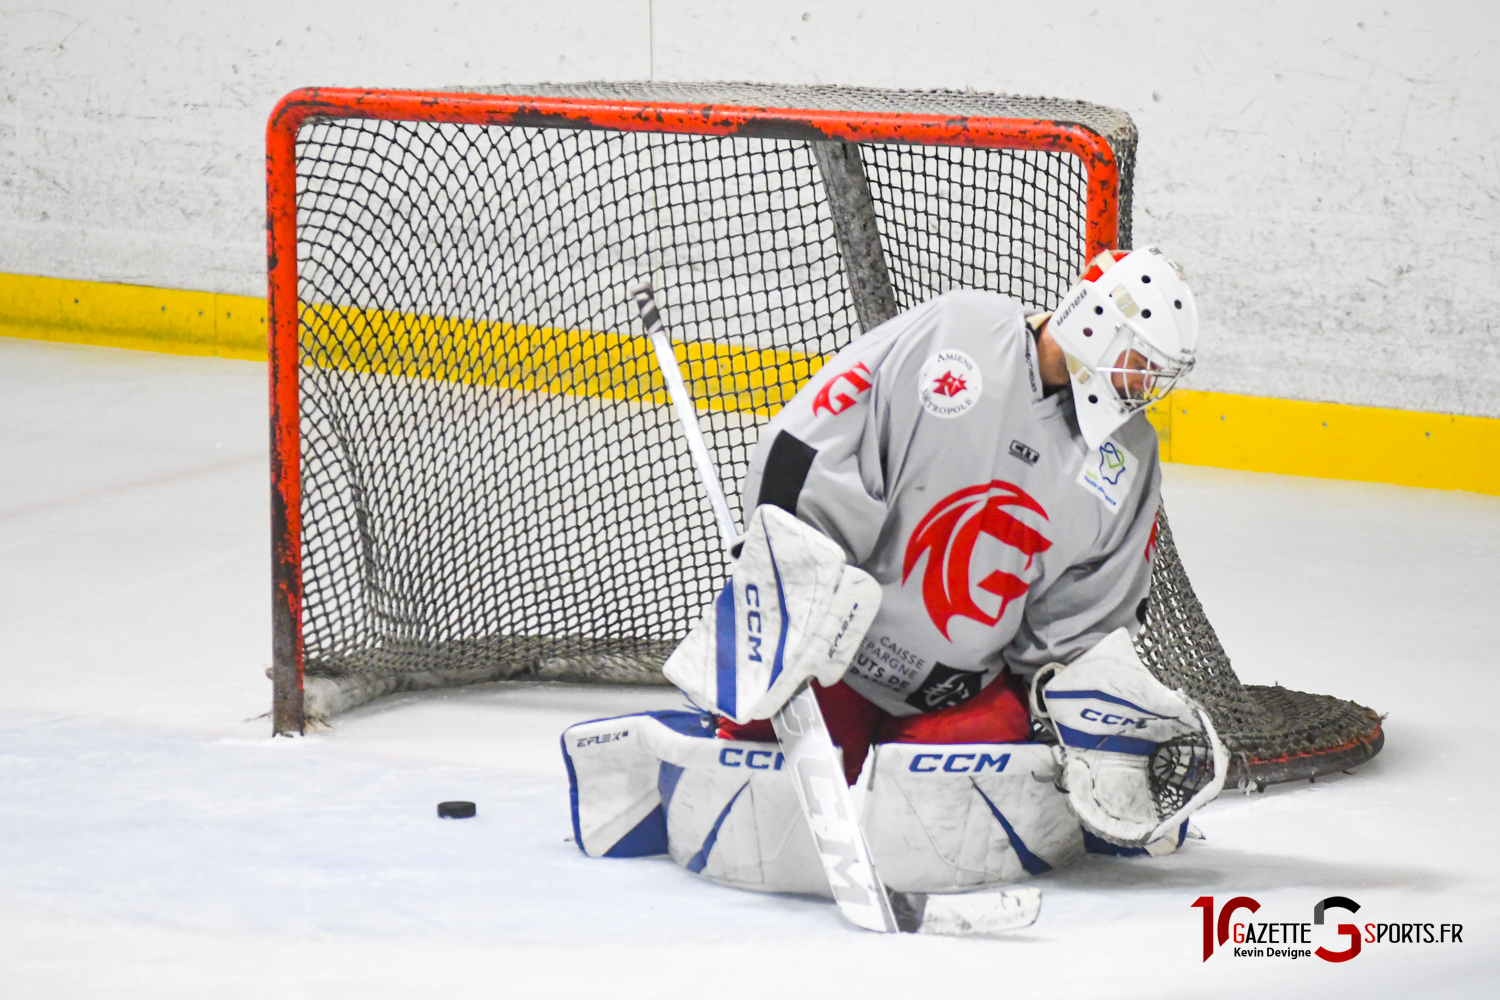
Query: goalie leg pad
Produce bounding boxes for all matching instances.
[1038,628,1228,848]
[561,710,717,858]
[664,504,882,724]
[561,709,831,893]
[657,734,830,895]
[861,742,1083,892]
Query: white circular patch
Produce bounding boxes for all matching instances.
[918,349,983,419]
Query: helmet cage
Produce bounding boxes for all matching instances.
[1088,321,1195,415]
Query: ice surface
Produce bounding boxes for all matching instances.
[2,338,1497,998]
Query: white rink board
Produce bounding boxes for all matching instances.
[3,1,1499,417]
[1,338,1498,998]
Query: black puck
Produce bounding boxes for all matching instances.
[437,800,476,819]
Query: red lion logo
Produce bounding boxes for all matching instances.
[812,362,872,417]
[902,481,1052,639]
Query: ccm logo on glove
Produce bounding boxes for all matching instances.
[1078,707,1163,729]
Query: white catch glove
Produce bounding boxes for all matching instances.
[664,504,882,724]
[1034,628,1228,848]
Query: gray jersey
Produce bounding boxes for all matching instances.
[741,290,1161,717]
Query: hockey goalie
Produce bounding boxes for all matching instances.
[563,247,1227,897]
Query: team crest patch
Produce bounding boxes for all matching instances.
[918,349,982,419]
[903,480,1051,639]
[1076,439,1137,514]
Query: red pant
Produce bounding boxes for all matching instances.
[717,674,1033,784]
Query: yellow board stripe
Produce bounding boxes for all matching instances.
[0,271,266,361]
[4,271,1499,495]
[300,303,822,416]
[1149,390,1499,495]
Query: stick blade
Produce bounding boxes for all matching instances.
[907,887,1042,937]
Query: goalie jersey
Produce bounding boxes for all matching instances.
[742,290,1161,718]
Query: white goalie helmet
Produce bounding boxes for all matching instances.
[1048,246,1199,447]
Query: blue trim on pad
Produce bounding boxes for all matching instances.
[1082,821,1187,857]
[713,581,738,718]
[561,732,586,855]
[658,761,685,809]
[648,709,716,738]
[973,783,1052,876]
[1055,723,1158,756]
[1044,689,1167,718]
[603,804,669,858]
[686,782,750,874]
[765,537,791,689]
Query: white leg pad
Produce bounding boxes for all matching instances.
[656,732,830,895]
[861,742,1082,892]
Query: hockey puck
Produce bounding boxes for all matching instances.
[437,800,476,819]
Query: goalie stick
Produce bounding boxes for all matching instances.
[632,281,1041,936]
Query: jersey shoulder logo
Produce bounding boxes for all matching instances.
[1076,439,1138,513]
[811,361,872,417]
[918,349,982,419]
[902,480,1051,639]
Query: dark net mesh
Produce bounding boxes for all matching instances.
[864,144,1091,312]
[1149,734,1219,819]
[1136,512,1383,786]
[290,84,1379,783]
[295,106,1089,693]
[297,122,858,690]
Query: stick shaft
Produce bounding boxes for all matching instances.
[642,326,738,545]
[631,281,898,934]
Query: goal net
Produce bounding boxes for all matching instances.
[267,82,1381,787]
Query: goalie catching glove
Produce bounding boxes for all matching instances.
[1033,628,1228,848]
[665,504,882,724]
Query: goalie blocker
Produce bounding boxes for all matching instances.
[663,504,881,725]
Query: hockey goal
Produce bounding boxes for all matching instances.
[266,82,1382,787]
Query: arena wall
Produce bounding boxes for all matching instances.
[2,1,1497,484]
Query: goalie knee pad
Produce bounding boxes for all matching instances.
[1034,628,1228,848]
[861,742,1082,891]
[562,709,712,858]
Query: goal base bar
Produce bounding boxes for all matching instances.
[1222,684,1384,789]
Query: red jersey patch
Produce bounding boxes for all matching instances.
[811,362,872,417]
[902,481,1052,640]
[930,370,968,397]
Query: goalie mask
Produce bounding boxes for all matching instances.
[1048,246,1199,447]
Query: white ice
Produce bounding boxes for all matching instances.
[2,337,1497,998]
